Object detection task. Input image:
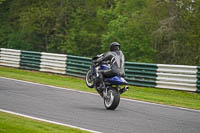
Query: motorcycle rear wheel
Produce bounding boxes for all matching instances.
[104,87,120,110]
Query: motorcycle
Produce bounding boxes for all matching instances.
[85,54,128,110]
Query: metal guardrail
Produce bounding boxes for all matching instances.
[66,55,91,77]
[125,62,157,87]
[0,48,199,92]
[197,66,200,92]
[0,48,21,68]
[40,52,67,74]
[20,51,41,70]
[156,64,198,91]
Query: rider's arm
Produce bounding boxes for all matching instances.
[95,53,106,63]
[95,56,103,63]
[95,52,112,64]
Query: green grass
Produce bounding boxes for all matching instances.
[0,66,200,110]
[0,111,89,133]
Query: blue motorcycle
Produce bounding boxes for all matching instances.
[86,54,128,110]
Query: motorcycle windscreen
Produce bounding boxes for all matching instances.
[107,76,128,85]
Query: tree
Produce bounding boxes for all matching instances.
[0,0,6,5]
[101,0,157,62]
[152,0,200,65]
[0,0,199,65]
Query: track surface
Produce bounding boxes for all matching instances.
[0,77,200,133]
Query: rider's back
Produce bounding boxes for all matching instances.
[103,50,125,77]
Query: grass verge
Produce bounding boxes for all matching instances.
[0,66,200,110]
[0,111,89,133]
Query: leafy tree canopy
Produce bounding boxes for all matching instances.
[0,0,199,65]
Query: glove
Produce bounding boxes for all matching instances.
[93,60,98,64]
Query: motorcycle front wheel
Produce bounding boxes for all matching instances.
[104,87,120,110]
[85,69,94,88]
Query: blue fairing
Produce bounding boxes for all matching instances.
[107,76,128,85]
[100,64,110,70]
[99,64,127,85]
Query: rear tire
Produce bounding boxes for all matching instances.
[104,87,120,110]
[85,69,94,88]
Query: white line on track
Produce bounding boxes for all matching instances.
[0,76,200,113]
[0,109,102,133]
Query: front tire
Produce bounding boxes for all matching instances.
[104,87,120,110]
[85,69,94,88]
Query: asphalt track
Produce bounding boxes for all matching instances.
[0,77,200,133]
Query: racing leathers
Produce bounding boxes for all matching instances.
[95,50,125,90]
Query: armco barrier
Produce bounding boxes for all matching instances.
[66,55,91,77]
[0,48,199,92]
[156,64,198,91]
[0,48,21,68]
[125,62,157,87]
[40,52,67,74]
[20,51,41,70]
[197,66,200,92]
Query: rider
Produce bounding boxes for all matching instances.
[95,42,125,91]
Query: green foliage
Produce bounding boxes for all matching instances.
[0,0,199,65]
[0,0,6,5]
[101,0,156,62]
[152,0,200,65]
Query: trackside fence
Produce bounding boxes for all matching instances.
[125,62,157,88]
[0,48,20,68]
[66,55,91,77]
[0,48,199,92]
[40,52,67,74]
[20,51,41,71]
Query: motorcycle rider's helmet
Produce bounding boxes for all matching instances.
[110,42,120,51]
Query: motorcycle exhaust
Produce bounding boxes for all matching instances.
[119,86,129,94]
